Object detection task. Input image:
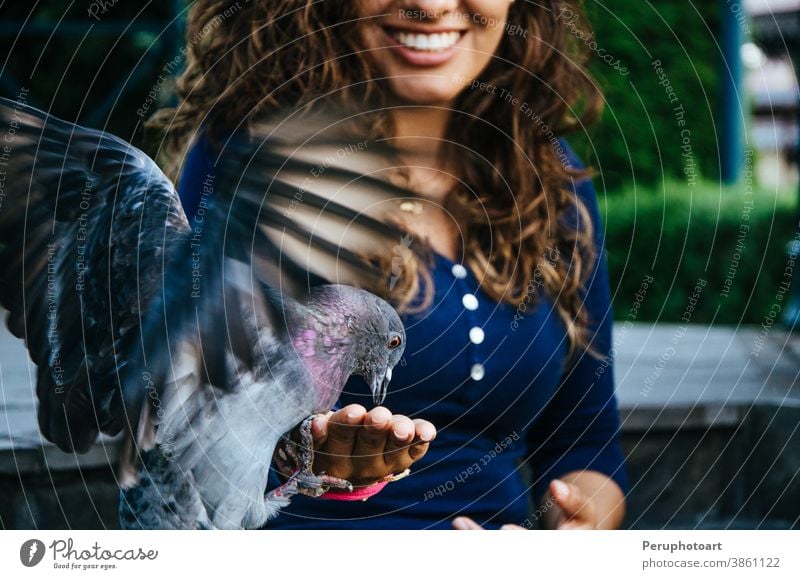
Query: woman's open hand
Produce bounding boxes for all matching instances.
[309,404,436,487]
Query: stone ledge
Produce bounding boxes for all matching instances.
[0,437,121,476]
[620,402,744,431]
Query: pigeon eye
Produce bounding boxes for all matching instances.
[388,335,402,349]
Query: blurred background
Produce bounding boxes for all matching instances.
[0,0,798,529]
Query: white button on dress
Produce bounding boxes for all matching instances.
[452,264,485,380]
[461,294,479,311]
[469,327,485,345]
[451,264,468,279]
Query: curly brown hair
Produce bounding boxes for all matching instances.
[149,0,604,356]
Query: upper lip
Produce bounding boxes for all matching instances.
[382,25,466,35]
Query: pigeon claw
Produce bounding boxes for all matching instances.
[278,415,354,498]
[295,472,353,498]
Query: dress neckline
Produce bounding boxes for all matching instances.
[432,250,456,265]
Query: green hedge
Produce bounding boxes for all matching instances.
[600,180,799,324]
[577,0,722,190]
[0,3,179,144]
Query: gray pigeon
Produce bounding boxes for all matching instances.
[0,97,416,529]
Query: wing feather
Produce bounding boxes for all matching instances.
[0,97,190,451]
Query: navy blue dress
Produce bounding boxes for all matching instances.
[177,136,628,529]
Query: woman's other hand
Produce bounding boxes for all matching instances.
[310,404,436,487]
[542,479,598,529]
[450,477,595,529]
[452,475,619,530]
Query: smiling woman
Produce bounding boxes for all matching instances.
[150,0,628,530]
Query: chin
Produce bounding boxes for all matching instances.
[386,77,462,106]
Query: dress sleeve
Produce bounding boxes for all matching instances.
[525,160,628,503]
[177,133,215,222]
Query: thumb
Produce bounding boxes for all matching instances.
[550,479,597,529]
[550,479,585,518]
[311,412,333,450]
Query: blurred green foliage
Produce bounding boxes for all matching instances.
[600,180,799,324]
[0,2,183,147]
[579,0,723,190]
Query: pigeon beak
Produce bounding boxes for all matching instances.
[372,366,392,405]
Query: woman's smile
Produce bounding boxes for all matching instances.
[380,26,466,66]
[359,1,513,105]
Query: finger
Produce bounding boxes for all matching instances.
[407,418,436,461]
[311,412,333,450]
[500,524,527,530]
[353,406,393,458]
[383,415,416,464]
[348,407,394,483]
[550,479,594,523]
[318,404,366,460]
[452,516,484,530]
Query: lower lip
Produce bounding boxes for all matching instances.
[382,29,464,67]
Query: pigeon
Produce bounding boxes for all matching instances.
[0,96,419,529]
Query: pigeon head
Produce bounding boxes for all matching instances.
[347,291,406,406]
[295,285,406,406]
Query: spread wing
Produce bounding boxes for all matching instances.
[0,98,421,454]
[0,97,191,452]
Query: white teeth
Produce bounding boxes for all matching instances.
[393,31,461,52]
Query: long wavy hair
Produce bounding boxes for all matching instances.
[149,0,604,356]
